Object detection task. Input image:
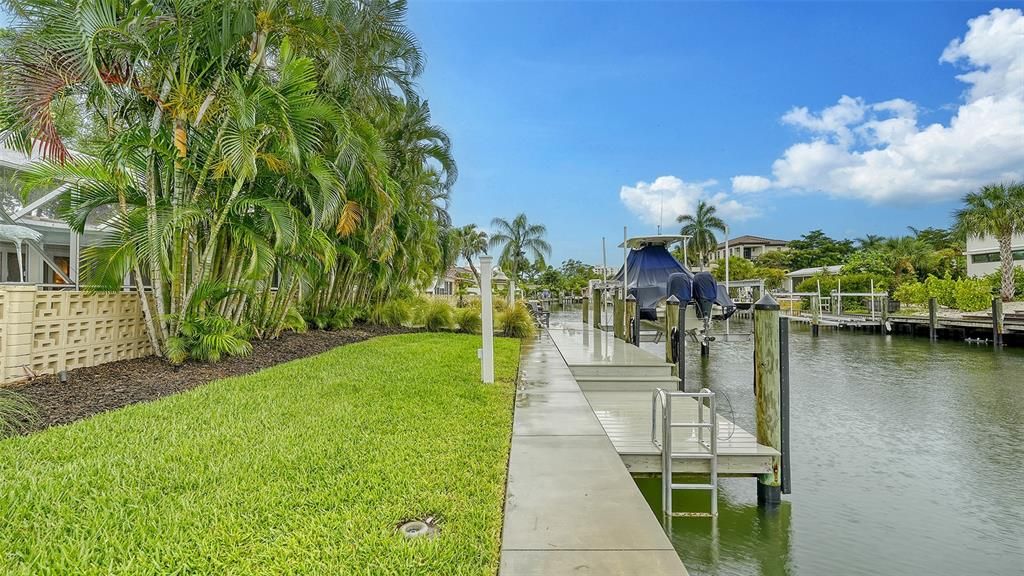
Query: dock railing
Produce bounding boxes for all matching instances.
[651,388,718,517]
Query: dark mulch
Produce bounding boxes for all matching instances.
[9,325,417,434]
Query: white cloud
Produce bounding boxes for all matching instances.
[732,8,1024,204]
[619,176,758,227]
[731,175,772,193]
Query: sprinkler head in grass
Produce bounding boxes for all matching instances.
[398,517,439,539]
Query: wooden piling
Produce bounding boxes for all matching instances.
[625,295,637,345]
[592,287,602,328]
[754,293,782,507]
[992,297,1003,348]
[582,295,589,324]
[881,295,890,332]
[613,295,624,340]
[810,295,820,337]
[665,296,679,368]
[928,297,937,341]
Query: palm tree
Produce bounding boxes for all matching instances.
[857,234,885,250]
[454,224,488,285]
[489,214,551,302]
[954,182,1024,301]
[677,200,726,267]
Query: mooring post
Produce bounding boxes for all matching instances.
[625,294,637,345]
[779,317,791,495]
[754,293,782,507]
[592,287,602,328]
[881,295,890,333]
[928,297,938,341]
[665,296,679,371]
[992,297,1003,348]
[613,293,624,340]
[582,293,589,324]
[677,300,691,392]
[810,294,820,337]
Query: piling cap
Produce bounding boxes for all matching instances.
[666,295,680,304]
[625,294,636,301]
[754,292,780,311]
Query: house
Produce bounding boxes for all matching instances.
[428,265,475,296]
[965,234,1024,278]
[711,235,788,262]
[784,264,843,292]
[0,140,110,286]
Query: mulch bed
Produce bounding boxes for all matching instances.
[9,325,417,434]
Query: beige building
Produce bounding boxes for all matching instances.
[711,235,788,262]
[966,234,1024,278]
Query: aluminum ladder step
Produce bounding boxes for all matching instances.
[652,388,719,518]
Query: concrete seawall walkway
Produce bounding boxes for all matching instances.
[499,331,687,575]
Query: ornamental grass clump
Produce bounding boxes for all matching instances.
[0,390,35,438]
[372,300,413,327]
[455,307,482,334]
[421,300,454,332]
[499,303,536,338]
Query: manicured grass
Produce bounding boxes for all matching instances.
[0,334,520,575]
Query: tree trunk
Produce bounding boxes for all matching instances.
[998,232,1015,302]
[467,258,481,286]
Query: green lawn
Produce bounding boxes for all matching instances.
[0,333,520,575]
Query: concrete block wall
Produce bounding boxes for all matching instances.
[0,286,153,383]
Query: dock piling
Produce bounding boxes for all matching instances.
[881,295,890,332]
[582,294,589,325]
[928,298,938,341]
[754,293,782,507]
[992,297,1003,348]
[591,287,602,328]
[625,294,637,345]
[613,294,624,340]
[810,295,820,337]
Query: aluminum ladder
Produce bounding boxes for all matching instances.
[651,388,718,517]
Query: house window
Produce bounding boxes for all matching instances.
[47,256,71,284]
[5,252,21,282]
[972,251,1024,264]
[743,247,753,259]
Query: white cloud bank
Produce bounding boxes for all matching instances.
[619,176,758,227]
[731,8,1024,203]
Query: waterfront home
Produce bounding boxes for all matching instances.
[965,234,1024,277]
[711,235,788,262]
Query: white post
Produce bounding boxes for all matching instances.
[870,279,876,320]
[70,231,80,289]
[837,277,842,316]
[480,256,495,384]
[602,237,608,328]
[816,278,822,317]
[682,237,689,268]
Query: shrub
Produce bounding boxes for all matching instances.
[165,314,253,364]
[421,300,454,331]
[499,303,536,338]
[454,307,482,334]
[924,274,956,308]
[492,298,508,313]
[894,281,927,305]
[372,300,412,326]
[954,277,994,311]
[984,267,1024,297]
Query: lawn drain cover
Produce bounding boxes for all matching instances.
[398,517,439,539]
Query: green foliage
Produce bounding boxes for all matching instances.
[165,315,253,364]
[498,303,536,338]
[421,300,454,331]
[372,299,413,327]
[786,230,856,270]
[984,267,1024,297]
[0,389,35,438]
[712,256,786,290]
[954,277,994,311]
[894,274,994,311]
[0,334,520,574]
[842,250,894,276]
[676,200,726,266]
[454,307,482,334]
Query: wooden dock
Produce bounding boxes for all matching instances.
[546,322,777,476]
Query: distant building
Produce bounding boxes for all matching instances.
[965,234,1024,278]
[784,264,843,292]
[712,235,788,262]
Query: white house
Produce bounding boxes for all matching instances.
[0,140,111,286]
[712,235,788,262]
[783,264,843,292]
[965,234,1024,278]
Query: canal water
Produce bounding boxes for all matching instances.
[559,307,1024,575]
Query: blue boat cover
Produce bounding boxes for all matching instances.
[612,245,692,311]
[667,272,693,303]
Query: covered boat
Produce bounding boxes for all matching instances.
[612,235,692,320]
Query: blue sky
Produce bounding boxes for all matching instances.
[3,3,1021,265]
[406,1,1023,264]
